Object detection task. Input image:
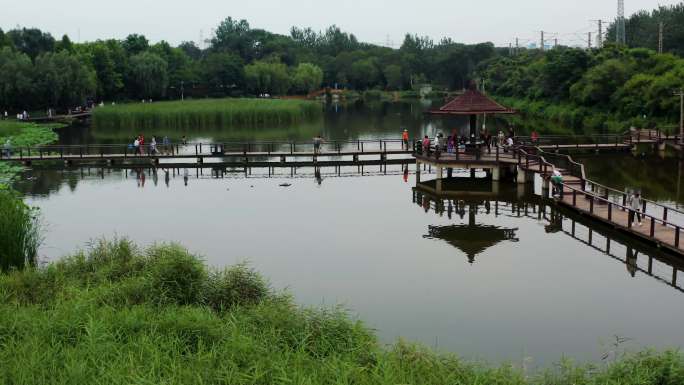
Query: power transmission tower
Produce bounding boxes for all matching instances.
[588,32,592,49]
[675,89,684,146]
[515,37,519,54]
[540,31,545,51]
[616,0,626,45]
[659,22,664,54]
[554,38,558,48]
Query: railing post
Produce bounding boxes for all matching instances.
[676,227,680,248]
[650,217,655,237]
[573,189,577,206]
[664,207,668,222]
[589,196,594,214]
[642,200,647,214]
[361,142,364,152]
[608,203,612,221]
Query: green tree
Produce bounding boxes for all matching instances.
[202,52,245,95]
[7,28,55,60]
[0,48,35,108]
[291,63,323,94]
[123,34,149,56]
[383,64,402,90]
[244,60,290,95]
[349,58,379,89]
[34,51,96,108]
[128,52,169,99]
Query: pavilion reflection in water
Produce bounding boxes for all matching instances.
[414,179,528,264]
[413,178,684,293]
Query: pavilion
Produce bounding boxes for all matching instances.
[429,86,516,145]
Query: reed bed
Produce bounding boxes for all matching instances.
[0,238,682,384]
[0,189,40,271]
[92,98,323,130]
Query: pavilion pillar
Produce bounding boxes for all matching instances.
[469,114,477,145]
[470,168,476,178]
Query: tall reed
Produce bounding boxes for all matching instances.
[0,189,41,270]
[93,98,323,130]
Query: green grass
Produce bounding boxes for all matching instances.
[0,189,40,271]
[0,238,683,384]
[92,98,323,130]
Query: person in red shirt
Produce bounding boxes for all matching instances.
[402,129,409,150]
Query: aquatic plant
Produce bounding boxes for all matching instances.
[0,238,682,384]
[92,98,323,130]
[0,189,41,271]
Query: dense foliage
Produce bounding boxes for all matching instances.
[0,20,497,111]
[0,239,682,384]
[478,45,684,131]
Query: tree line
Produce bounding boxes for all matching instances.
[0,19,499,111]
[477,44,684,130]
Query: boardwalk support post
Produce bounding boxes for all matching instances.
[436,166,443,194]
[491,166,500,181]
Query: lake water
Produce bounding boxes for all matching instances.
[13,100,684,367]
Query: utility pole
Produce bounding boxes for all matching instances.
[515,37,519,54]
[659,22,664,54]
[554,38,558,48]
[588,32,592,49]
[540,31,545,51]
[617,0,626,45]
[591,20,607,48]
[675,89,684,146]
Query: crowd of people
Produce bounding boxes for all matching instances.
[130,134,175,155]
[416,128,518,157]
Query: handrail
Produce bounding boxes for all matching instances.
[520,144,684,220]
[561,183,682,249]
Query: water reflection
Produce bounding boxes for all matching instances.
[414,181,684,294]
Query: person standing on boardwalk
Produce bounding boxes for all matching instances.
[422,135,430,154]
[313,134,323,154]
[531,130,539,144]
[162,136,170,155]
[133,137,140,156]
[150,136,158,155]
[402,129,410,150]
[629,192,643,227]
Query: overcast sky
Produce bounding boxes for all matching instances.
[1,0,679,48]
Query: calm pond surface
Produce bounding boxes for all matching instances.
[14,100,684,367]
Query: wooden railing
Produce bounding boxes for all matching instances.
[0,138,412,161]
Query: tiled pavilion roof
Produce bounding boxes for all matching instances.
[429,89,516,115]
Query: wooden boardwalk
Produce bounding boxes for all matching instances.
[414,144,684,256]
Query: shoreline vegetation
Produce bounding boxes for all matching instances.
[92,98,323,130]
[0,238,682,384]
[0,121,59,185]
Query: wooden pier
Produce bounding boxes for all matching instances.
[0,139,413,167]
[413,142,684,257]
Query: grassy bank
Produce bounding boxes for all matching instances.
[0,239,682,384]
[92,98,323,130]
[0,189,40,270]
[0,121,60,185]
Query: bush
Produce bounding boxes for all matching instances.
[0,189,41,271]
[205,263,270,311]
[146,244,207,305]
